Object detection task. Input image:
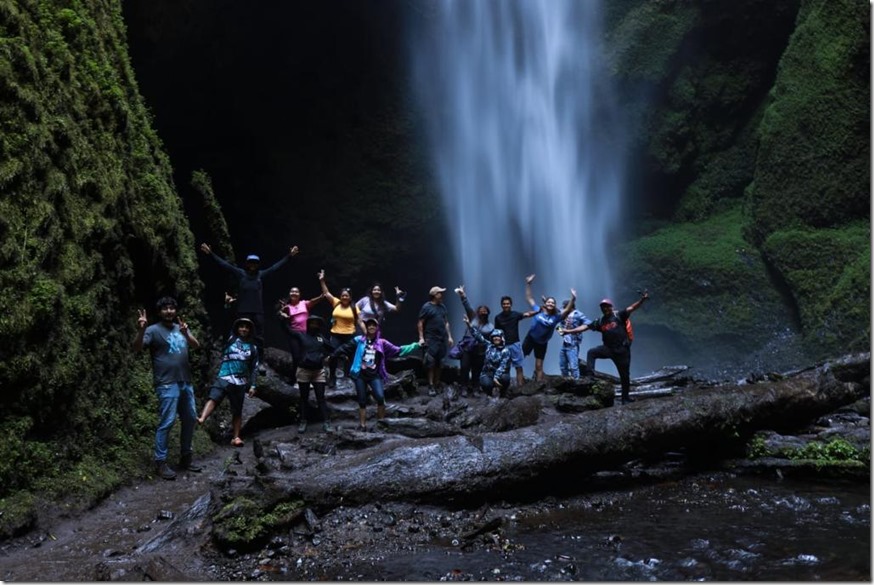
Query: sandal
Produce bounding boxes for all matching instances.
[230,437,244,447]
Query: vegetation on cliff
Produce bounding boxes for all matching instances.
[606,0,869,366]
[0,0,208,537]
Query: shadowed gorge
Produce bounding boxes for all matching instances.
[0,0,868,554]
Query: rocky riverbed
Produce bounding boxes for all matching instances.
[0,351,868,581]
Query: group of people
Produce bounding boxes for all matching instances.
[133,243,649,480]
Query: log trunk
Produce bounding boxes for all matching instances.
[251,353,868,508]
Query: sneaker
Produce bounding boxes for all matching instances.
[322,422,332,432]
[154,461,176,481]
[298,421,307,434]
[178,454,202,472]
[427,386,437,397]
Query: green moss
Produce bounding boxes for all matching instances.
[620,204,791,356]
[0,0,209,511]
[762,223,870,357]
[748,0,869,244]
[0,491,36,540]
[212,498,305,551]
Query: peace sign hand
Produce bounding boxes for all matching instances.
[137,309,148,329]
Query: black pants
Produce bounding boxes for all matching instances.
[587,345,631,399]
[282,321,302,381]
[460,350,485,388]
[298,381,329,422]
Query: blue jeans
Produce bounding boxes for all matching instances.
[559,344,581,378]
[354,376,385,407]
[154,382,197,462]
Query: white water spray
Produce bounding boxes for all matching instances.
[409,0,626,373]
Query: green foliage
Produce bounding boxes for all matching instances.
[212,498,304,551]
[788,438,869,467]
[748,0,869,244]
[0,0,209,519]
[762,224,870,357]
[191,169,235,261]
[621,204,789,345]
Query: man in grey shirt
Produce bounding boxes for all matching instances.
[133,296,202,480]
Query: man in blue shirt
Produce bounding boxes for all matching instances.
[133,296,202,480]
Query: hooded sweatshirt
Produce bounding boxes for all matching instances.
[334,325,420,382]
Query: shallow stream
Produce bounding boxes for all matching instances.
[302,474,870,581]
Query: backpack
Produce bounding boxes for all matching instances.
[622,314,634,344]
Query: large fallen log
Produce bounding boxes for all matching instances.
[246,353,868,509]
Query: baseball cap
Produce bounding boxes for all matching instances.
[429,286,446,297]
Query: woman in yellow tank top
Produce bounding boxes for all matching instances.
[318,269,361,387]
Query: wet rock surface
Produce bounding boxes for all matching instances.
[0,352,868,580]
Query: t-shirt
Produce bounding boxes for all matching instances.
[217,337,259,386]
[526,306,564,344]
[283,301,311,332]
[591,309,631,349]
[494,310,525,344]
[356,297,398,323]
[142,323,191,386]
[418,302,449,340]
[330,298,357,335]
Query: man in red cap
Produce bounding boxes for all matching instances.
[563,291,649,404]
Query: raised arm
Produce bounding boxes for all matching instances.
[455,285,476,319]
[318,269,336,303]
[558,288,577,320]
[524,274,537,308]
[200,242,244,277]
[393,286,407,311]
[260,246,299,278]
[178,315,200,350]
[626,289,650,315]
[132,309,148,351]
[463,314,487,344]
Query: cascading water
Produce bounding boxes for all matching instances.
[408,0,626,374]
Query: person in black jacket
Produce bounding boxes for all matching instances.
[284,315,335,433]
[200,242,299,349]
[563,291,649,404]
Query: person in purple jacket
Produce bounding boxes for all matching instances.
[199,242,299,349]
[333,318,423,431]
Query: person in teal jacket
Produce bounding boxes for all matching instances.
[333,318,423,431]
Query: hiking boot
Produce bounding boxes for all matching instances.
[427,386,437,397]
[322,422,332,432]
[298,421,307,434]
[155,461,176,481]
[178,454,202,473]
[621,396,636,405]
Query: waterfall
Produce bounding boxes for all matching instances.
[408,0,626,374]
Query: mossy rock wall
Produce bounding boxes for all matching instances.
[0,0,207,535]
[606,0,869,367]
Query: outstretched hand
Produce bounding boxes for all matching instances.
[137,309,148,329]
[289,245,300,257]
[317,269,325,280]
[200,243,211,255]
[454,285,465,296]
[570,288,577,299]
[525,274,536,284]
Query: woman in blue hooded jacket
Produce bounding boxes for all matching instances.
[465,315,511,397]
[333,318,422,431]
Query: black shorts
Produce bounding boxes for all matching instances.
[208,379,247,417]
[521,334,548,360]
[423,336,448,367]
